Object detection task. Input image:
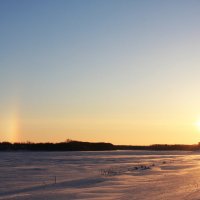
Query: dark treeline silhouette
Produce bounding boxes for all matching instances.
[0,141,114,151]
[116,144,200,151]
[0,140,200,151]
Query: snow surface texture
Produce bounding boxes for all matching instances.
[1,150,200,200]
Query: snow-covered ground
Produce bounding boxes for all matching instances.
[1,150,200,200]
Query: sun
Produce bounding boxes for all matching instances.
[195,120,200,131]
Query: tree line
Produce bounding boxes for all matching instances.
[0,140,200,151]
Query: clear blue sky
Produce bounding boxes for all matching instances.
[1,0,200,144]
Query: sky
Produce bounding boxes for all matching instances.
[1,0,200,145]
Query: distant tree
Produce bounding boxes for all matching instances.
[65,139,73,143]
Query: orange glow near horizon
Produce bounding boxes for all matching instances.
[5,114,198,145]
[1,101,200,145]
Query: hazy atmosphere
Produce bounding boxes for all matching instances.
[1,0,200,145]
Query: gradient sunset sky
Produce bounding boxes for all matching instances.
[1,0,200,145]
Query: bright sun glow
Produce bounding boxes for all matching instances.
[195,120,200,131]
